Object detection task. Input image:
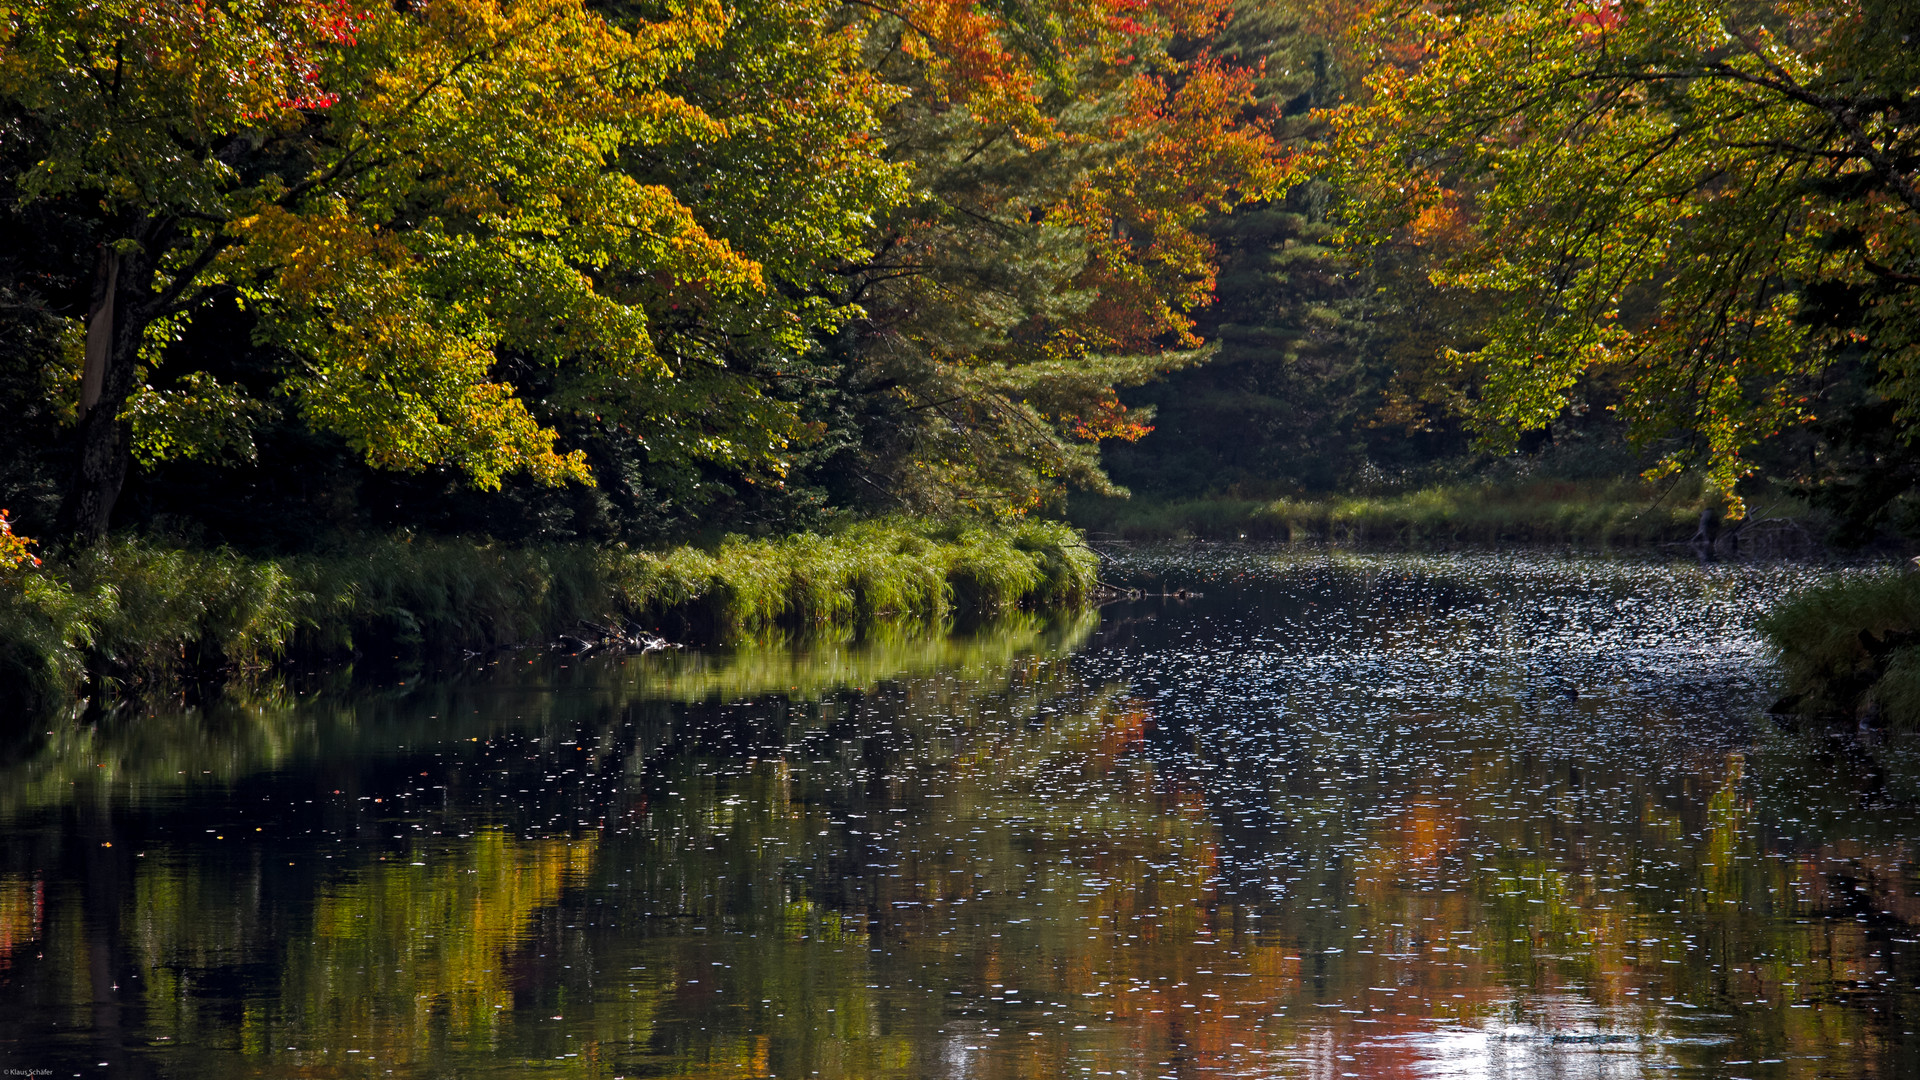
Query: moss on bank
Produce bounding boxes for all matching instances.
[0,518,1096,718]
[1072,480,1811,548]
[1759,571,1920,728]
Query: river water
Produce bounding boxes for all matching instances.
[2,549,1918,1079]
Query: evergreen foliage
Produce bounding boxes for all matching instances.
[1104,0,1501,499]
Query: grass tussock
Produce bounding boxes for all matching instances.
[0,518,1096,717]
[1759,571,1920,728]
[1074,480,1755,547]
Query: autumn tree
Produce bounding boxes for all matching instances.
[1324,0,1920,514]
[0,0,1289,541]
[1105,0,1440,497]
[809,0,1293,515]
[0,0,899,540]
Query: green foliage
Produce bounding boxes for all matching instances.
[1325,0,1920,513]
[0,520,1096,716]
[0,0,923,537]
[1760,571,1920,728]
[0,542,307,714]
[0,0,1291,539]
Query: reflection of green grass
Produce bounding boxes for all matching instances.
[0,609,1097,818]
[1073,480,1764,546]
[598,609,1097,703]
[0,517,1096,715]
[0,694,310,818]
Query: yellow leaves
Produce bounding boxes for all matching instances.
[611,179,763,294]
[625,0,731,68]
[231,203,410,307]
[135,1,807,494]
[286,288,590,490]
[1322,0,1909,498]
[1406,193,1463,245]
[233,204,597,489]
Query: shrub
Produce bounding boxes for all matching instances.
[1759,570,1920,727]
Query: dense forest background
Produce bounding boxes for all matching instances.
[2,0,1917,553]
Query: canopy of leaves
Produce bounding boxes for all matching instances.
[1323,0,1920,515]
[799,0,1293,515]
[0,0,1288,541]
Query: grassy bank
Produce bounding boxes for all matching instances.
[1760,571,1920,729]
[1072,480,1815,549]
[0,518,1097,718]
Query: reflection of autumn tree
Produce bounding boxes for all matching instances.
[291,832,595,1061]
[579,679,1309,1077]
[10,589,1920,1077]
[1324,741,1914,1073]
[130,830,598,1069]
[0,876,40,972]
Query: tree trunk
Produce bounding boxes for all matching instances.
[60,243,150,543]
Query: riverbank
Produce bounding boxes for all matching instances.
[1072,480,1821,551]
[0,518,1097,718]
[1761,570,1920,729]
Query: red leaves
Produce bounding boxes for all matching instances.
[118,0,377,118]
[1569,0,1625,37]
[0,510,41,578]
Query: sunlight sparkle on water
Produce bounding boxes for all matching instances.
[1,550,1916,1079]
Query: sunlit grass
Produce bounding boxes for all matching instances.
[0,518,1096,717]
[1073,478,1774,546]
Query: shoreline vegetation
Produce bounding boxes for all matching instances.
[0,519,1097,719]
[1761,572,1920,731]
[1073,480,1824,553]
[8,483,1915,728]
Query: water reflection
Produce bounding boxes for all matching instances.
[1,553,1918,1079]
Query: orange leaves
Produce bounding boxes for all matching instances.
[1116,57,1289,215]
[1062,392,1153,442]
[897,0,1023,110]
[0,510,42,582]
[886,0,1237,133]
[830,0,1291,512]
[1061,54,1292,350]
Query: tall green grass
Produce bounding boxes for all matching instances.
[0,518,1096,717]
[1759,571,1920,728]
[1073,479,1776,547]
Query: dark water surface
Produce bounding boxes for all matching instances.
[4,550,1920,1079]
